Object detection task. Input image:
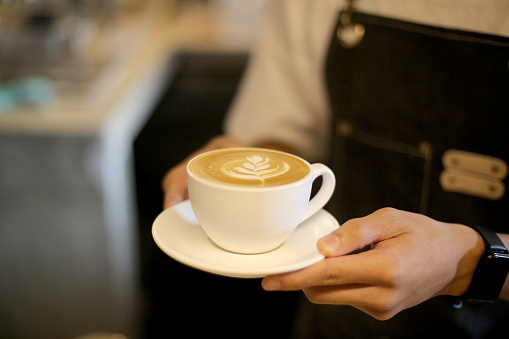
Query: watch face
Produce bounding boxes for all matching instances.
[478,252,509,301]
[490,252,509,274]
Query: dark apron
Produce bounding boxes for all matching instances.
[294,11,509,339]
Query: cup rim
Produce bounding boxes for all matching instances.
[186,147,314,191]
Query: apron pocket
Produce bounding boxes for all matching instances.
[329,119,432,222]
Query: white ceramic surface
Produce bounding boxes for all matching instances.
[186,148,336,254]
[152,200,340,278]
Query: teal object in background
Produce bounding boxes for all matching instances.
[0,77,55,114]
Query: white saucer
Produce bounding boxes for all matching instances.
[152,200,339,278]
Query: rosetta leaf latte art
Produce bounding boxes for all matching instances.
[225,155,290,183]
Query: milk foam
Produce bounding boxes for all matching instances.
[222,155,290,183]
[189,149,310,187]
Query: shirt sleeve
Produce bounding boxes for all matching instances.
[224,0,338,163]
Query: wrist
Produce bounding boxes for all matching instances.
[441,224,485,297]
[465,226,509,301]
[444,225,509,304]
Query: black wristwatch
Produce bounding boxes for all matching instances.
[465,225,509,302]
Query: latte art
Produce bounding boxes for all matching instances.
[189,149,310,187]
[222,155,290,183]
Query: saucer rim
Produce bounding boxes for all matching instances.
[152,200,339,278]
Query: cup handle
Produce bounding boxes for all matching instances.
[301,163,336,223]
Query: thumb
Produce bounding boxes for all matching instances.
[161,164,189,209]
[317,212,390,257]
[163,191,186,209]
[162,178,189,209]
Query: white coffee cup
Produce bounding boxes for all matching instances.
[187,148,336,254]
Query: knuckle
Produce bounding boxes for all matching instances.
[371,309,398,321]
[338,218,365,243]
[303,288,326,304]
[303,285,341,305]
[368,263,406,313]
[369,291,400,314]
[381,257,405,285]
[375,207,400,222]
[321,260,344,284]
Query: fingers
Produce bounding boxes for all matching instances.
[302,283,378,306]
[262,209,420,293]
[262,248,399,291]
[162,163,189,209]
[303,284,406,320]
[262,208,483,321]
[263,266,403,320]
[317,207,406,257]
[261,250,407,320]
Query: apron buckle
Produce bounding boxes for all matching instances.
[440,150,507,200]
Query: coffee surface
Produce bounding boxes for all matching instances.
[189,149,310,187]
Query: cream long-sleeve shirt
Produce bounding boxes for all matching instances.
[224,0,509,162]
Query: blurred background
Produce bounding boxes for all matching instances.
[0,0,300,338]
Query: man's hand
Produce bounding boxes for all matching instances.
[262,208,485,320]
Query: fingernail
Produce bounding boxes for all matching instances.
[319,234,341,255]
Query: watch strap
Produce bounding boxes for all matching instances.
[443,225,509,307]
[471,225,507,252]
[466,225,509,302]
